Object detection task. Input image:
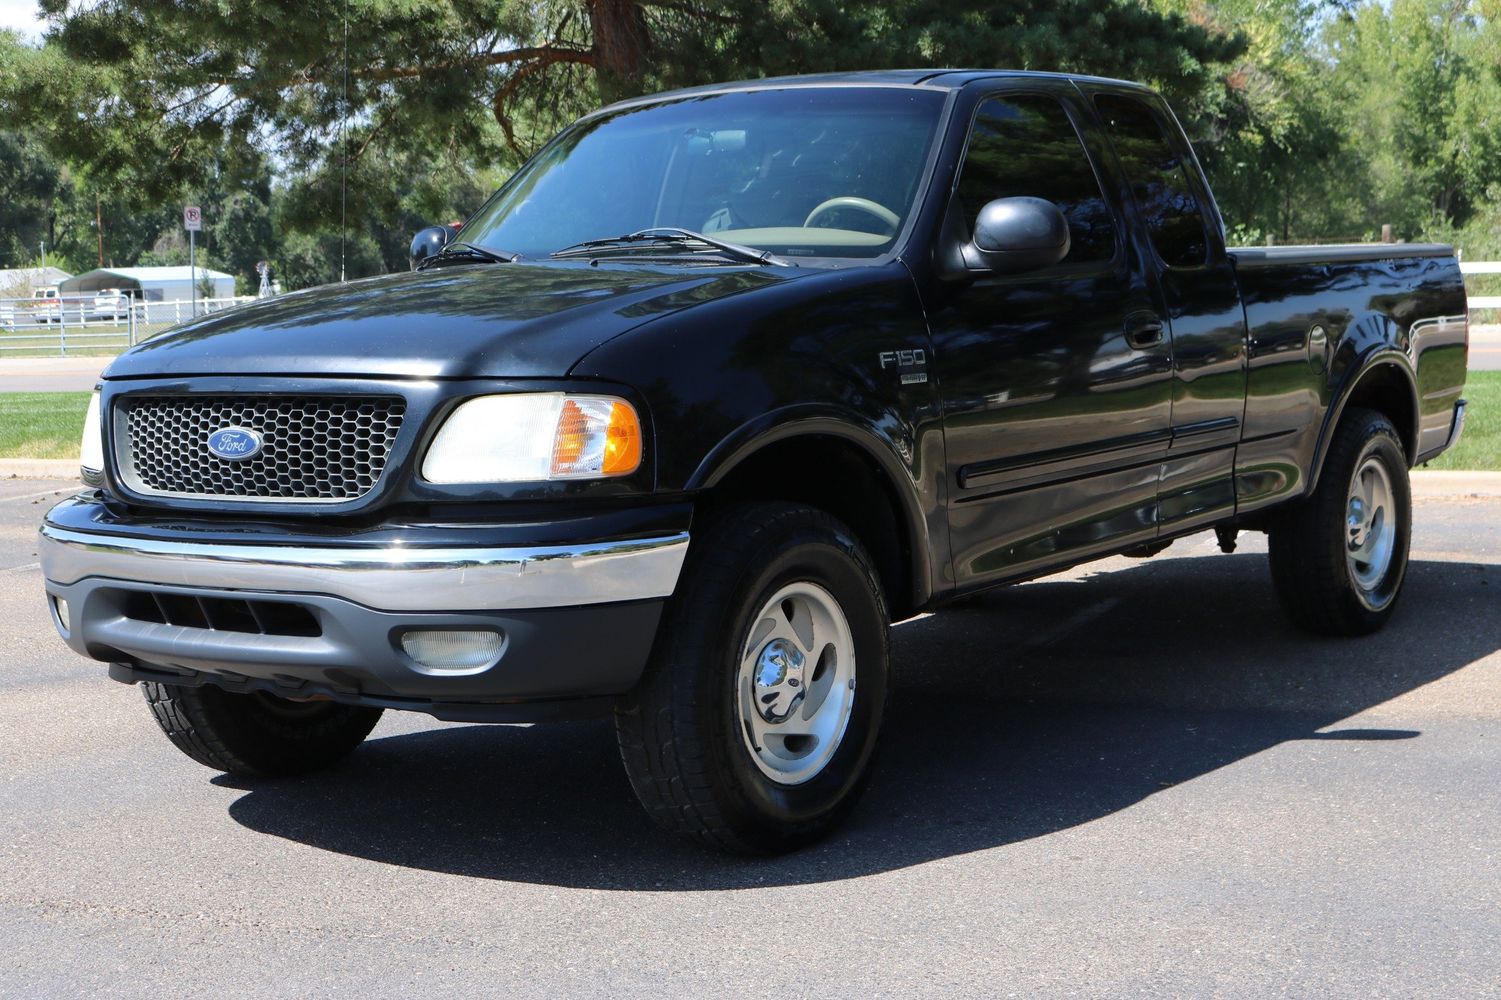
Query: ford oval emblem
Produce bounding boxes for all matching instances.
[206,426,263,461]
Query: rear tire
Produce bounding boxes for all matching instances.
[142,682,383,777]
[1267,407,1411,635]
[615,502,890,854]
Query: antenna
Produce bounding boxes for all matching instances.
[339,0,349,283]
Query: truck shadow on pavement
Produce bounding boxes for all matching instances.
[222,552,1498,888]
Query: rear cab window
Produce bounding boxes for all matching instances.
[1094,94,1211,268]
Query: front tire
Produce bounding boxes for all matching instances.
[615,502,890,854]
[1268,407,1412,635]
[142,682,383,777]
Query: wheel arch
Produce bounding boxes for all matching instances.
[1309,352,1419,493]
[690,413,933,620]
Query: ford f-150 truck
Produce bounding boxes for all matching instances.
[39,71,1469,853]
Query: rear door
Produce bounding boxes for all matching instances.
[925,81,1174,588]
[1085,89,1248,533]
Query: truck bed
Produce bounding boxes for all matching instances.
[1227,242,1468,510]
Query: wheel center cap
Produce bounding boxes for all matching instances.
[1348,496,1369,546]
[753,638,806,723]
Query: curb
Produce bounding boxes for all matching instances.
[1410,470,1501,497]
[0,459,80,480]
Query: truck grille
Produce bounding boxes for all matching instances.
[115,395,405,502]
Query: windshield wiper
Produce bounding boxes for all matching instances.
[550,228,792,267]
[419,241,522,269]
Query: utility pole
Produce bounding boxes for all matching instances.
[95,195,104,267]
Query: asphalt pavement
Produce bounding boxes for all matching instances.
[0,356,110,394]
[1472,322,1501,371]
[2,477,1498,998]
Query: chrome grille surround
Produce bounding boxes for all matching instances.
[114,395,406,503]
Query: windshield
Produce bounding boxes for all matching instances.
[457,87,947,261]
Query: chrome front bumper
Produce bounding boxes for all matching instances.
[37,501,689,716]
[38,524,689,611]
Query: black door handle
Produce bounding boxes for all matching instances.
[1125,314,1165,350]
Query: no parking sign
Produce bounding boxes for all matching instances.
[183,205,201,231]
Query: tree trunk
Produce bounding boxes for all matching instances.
[587,0,651,89]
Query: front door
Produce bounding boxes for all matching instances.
[925,85,1174,589]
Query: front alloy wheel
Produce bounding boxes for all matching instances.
[737,581,858,786]
[616,501,890,854]
[142,681,383,777]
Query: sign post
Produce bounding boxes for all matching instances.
[184,205,202,317]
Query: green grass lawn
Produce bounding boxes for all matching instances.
[0,374,1497,468]
[1422,370,1500,471]
[0,392,92,459]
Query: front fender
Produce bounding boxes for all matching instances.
[698,401,928,525]
[570,261,945,607]
[694,407,940,612]
[693,406,919,492]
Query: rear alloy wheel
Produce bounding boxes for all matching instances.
[1268,407,1412,635]
[616,502,890,854]
[1344,454,1399,597]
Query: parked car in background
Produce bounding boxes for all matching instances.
[39,70,1469,853]
[91,288,131,322]
[30,286,61,323]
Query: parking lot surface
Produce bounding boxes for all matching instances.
[2,477,1498,998]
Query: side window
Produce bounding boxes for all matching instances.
[1094,94,1209,268]
[955,95,1116,265]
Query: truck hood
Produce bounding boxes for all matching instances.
[103,261,798,380]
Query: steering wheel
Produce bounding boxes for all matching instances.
[803,196,901,234]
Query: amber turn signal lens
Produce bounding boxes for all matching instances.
[603,400,642,475]
[546,395,642,478]
[551,399,589,471]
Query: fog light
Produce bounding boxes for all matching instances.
[400,629,505,674]
[52,595,70,633]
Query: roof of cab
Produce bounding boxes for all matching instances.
[596,69,1153,114]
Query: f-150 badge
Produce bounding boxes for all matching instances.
[879,348,928,385]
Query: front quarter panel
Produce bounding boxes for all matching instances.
[569,262,945,601]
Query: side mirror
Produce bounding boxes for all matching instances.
[959,197,1070,274]
[410,225,453,270]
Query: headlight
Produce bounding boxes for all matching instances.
[80,391,104,476]
[422,393,643,483]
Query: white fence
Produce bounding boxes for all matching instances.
[1460,261,1501,310]
[0,296,257,355]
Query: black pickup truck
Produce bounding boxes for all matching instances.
[39,71,1468,853]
